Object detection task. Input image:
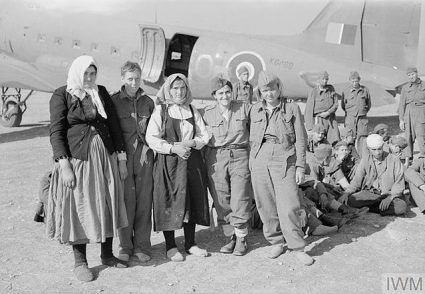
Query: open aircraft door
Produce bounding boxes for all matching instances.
[139,25,166,83]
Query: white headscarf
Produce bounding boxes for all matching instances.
[66,55,107,118]
[156,73,193,105]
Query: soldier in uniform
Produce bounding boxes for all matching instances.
[301,143,366,216]
[341,71,371,151]
[339,127,360,161]
[304,71,340,145]
[388,135,409,166]
[398,67,425,163]
[306,124,329,154]
[249,71,313,265]
[326,140,359,190]
[233,66,254,104]
[202,77,252,256]
[111,61,155,263]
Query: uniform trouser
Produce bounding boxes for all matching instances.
[303,187,335,206]
[409,183,425,213]
[406,171,425,212]
[205,148,252,231]
[314,113,340,145]
[344,115,368,138]
[250,143,306,250]
[118,144,153,255]
[347,190,407,216]
[299,191,322,234]
[403,104,425,158]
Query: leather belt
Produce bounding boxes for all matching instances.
[262,137,281,144]
[216,144,248,150]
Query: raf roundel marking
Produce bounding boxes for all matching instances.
[226,51,266,85]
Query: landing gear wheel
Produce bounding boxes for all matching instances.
[1,101,22,127]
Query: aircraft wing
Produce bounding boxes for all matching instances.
[0,50,59,92]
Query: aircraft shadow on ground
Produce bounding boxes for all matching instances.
[0,124,49,144]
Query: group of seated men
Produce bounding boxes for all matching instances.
[298,122,425,236]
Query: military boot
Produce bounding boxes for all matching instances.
[233,237,248,256]
[319,213,348,228]
[220,234,236,254]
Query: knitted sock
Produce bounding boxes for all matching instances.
[100,237,114,260]
[163,231,177,251]
[73,244,87,267]
[183,223,196,250]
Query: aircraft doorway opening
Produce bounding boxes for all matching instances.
[164,34,198,78]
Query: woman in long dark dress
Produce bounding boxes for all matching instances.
[47,55,128,282]
[146,74,210,262]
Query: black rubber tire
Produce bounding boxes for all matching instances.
[1,101,22,127]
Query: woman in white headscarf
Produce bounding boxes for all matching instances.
[146,73,210,262]
[47,55,128,282]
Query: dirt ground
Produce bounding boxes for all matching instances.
[1,92,424,294]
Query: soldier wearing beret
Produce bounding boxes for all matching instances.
[341,71,371,151]
[398,67,425,163]
[304,71,340,145]
[202,77,252,256]
[307,124,329,154]
[248,71,313,265]
[233,66,254,104]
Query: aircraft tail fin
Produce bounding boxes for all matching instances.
[299,0,365,61]
[303,0,421,71]
[303,0,364,44]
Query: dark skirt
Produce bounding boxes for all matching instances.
[153,149,210,231]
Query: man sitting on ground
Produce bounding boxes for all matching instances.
[326,140,360,190]
[307,124,329,154]
[339,134,408,216]
[301,144,367,217]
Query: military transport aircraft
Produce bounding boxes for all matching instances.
[0,0,422,127]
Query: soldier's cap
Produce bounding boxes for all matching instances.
[313,124,326,134]
[319,71,329,79]
[334,140,348,149]
[406,67,418,74]
[210,76,232,95]
[257,71,281,89]
[366,134,384,148]
[314,144,333,160]
[389,135,408,149]
[349,71,360,80]
[237,66,249,76]
[373,123,389,134]
[340,127,353,138]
